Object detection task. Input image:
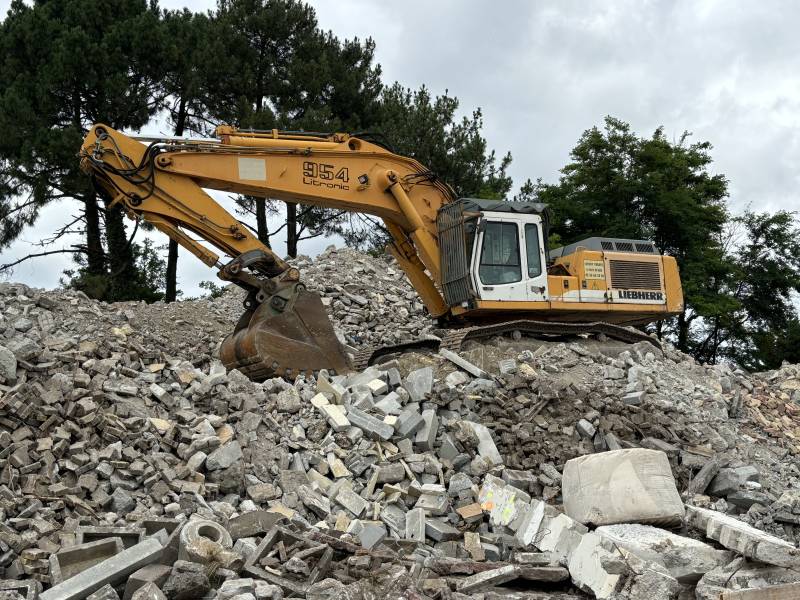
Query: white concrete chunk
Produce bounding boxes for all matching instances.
[567,532,623,599]
[597,523,733,583]
[562,448,685,527]
[686,505,800,568]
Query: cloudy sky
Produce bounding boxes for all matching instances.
[1,0,798,295]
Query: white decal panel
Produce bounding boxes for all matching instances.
[237,157,267,180]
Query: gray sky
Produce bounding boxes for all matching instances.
[1,0,799,295]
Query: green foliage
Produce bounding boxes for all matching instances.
[712,211,800,370]
[0,0,164,246]
[374,84,512,199]
[198,280,228,300]
[207,0,383,255]
[331,84,514,252]
[63,237,166,303]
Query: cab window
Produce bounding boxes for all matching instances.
[525,224,542,278]
[479,222,521,284]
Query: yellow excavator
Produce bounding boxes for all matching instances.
[79,124,683,381]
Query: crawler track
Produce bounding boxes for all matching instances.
[352,319,660,370]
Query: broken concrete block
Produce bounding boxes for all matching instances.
[445,370,470,388]
[395,407,424,438]
[439,348,488,379]
[123,564,171,600]
[0,580,42,600]
[40,537,163,600]
[695,556,800,600]
[86,585,120,600]
[567,532,623,599]
[227,511,284,540]
[374,392,402,415]
[379,504,406,537]
[719,583,800,599]
[515,500,547,547]
[206,441,243,471]
[686,505,800,568]
[707,465,760,497]
[345,406,394,441]
[414,409,439,451]
[365,378,388,396]
[49,537,125,584]
[562,449,685,526]
[596,523,733,583]
[161,561,210,600]
[406,508,426,541]
[536,512,588,560]
[348,520,386,550]
[318,376,346,404]
[0,345,17,382]
[478,476,530,527]
[320,404,350,432]
[458,564,520,593]
[130,583,166,600]
[216,578,255,600]
[464,421,503,466]
[335,487,368,518]
[404,367,433,402]
[464,532,485,561]
[425,519,461,542]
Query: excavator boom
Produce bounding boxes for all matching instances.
[79,124,683,381]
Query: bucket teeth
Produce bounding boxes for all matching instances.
[220,290,351,381]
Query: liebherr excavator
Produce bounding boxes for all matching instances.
[79,124,683,381]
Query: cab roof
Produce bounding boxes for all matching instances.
[458,198,549,215]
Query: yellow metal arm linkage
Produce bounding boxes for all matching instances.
[80,124,452,318]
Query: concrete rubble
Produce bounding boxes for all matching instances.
[1,246,800,598]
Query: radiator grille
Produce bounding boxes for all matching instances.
[437,201,472,306]
[610,260,662,290]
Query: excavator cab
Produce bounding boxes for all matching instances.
[469,210,549,303]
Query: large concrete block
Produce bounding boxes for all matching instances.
[596,523,733,583]
[562,449,684,526]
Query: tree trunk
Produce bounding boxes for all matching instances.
[255,198,270,247]
[84,191,105,275]
[286,202,298,257]
[105,202,137,299]
[165,239,178,302]
[164,98,187,302]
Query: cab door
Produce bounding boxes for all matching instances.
[522,218,548,302]
[471,218,527,301]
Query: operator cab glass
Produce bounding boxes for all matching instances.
[525,224,542,278]
[478,222,522,284]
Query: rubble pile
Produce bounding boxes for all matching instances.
[214,247,433,349]
[1,248,800,599]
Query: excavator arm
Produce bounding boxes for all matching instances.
[79,124,456,380]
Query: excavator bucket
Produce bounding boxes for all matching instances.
[220,290,352,381]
